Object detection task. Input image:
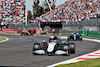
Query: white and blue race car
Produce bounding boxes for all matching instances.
[68,33,82,41]
[32,36,75,56]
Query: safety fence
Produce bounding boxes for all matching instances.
[8,23,37,30]
[0,23,37,34]
[62,18,100,31]
[59,30,100,37]
[59,30,79,36]
[60,18,100,37]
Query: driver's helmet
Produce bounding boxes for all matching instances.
[74,31,76,34]
[53,36,58,40]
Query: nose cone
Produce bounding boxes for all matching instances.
[47,43,56,52]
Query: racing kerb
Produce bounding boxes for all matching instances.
[46,37,100,67]
[0,36,9,43]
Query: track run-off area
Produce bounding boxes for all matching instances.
[0,34,100,67]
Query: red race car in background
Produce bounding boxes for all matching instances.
[21,30,34,36]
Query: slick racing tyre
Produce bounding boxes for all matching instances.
[66,49,70,56]
[33,43,40,51]
[32,43,41,55]
[68,38,70,41]
[21,33,25,35]
[80,38,82,41]
[63,45,70,56]
[69,43,75,54]
[41,42,48,51]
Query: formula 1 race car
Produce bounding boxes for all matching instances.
[21,32,30,35]
[68,33,82,41]
[21,30,33,36]
[32,36,75,56]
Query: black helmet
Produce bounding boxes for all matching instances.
[53,36,57,40]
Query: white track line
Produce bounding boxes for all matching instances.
[47,38,100,67]
[0,36,9,43]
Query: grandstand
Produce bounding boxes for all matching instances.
[33,0,100,23]
[0,0,100,33]
[0,0,99,24]
[0,0,25,25]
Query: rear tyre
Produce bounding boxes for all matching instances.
[69,43,75,54]
[80,38,82,41]
[63,45,70,56]
[68,38,70,41]
[21,33,25,36]
[66,49,70,56]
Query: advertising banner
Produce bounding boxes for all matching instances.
[2,28,17,33]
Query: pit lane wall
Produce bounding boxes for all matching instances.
[59,30,100,37]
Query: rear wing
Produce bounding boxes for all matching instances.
[59,36,68,40]
[71,33,79,34]
[50,36,68,40]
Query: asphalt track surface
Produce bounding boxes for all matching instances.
[0,34,100,67]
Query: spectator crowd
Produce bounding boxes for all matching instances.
[33,0,100,23]
[0,0,25,25]
[0,0,100,24]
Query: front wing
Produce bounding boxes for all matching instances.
[32,50,67,55]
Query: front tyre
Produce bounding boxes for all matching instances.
[80,38,82,41]
[41,42,48,51]
[32,43,40,55]
[21,33,25,36]
[68,38,70,41]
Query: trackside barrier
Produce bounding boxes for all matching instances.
[17,30,36,34]
[2,28,17,33]
[59,30,100,37]
[88,31,100,37]
[0,28,1,31]
[0,28,36,34]
[35,28,43,34]
[17,30,22,33]
[79,31,87,36]
[40,29,42,34]
[79,31,100,37]
[35,30,37,34]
